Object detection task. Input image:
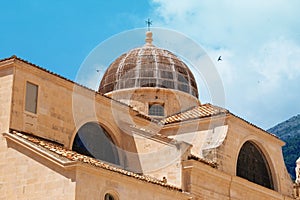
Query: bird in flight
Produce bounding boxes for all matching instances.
[217,56,222,61]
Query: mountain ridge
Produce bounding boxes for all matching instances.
[268,114,300,180]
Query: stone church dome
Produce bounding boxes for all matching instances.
[98,31,199,98]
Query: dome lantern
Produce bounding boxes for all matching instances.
[145,31,153,46]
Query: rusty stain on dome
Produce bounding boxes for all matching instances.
[98,31,199,98]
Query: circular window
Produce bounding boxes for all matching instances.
[104,193,115,200]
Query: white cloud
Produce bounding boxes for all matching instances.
[252,38,300,87]
[151,0,300,51]
[150,0,300,128]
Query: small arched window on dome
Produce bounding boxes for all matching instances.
[149,103,164,117]
[104,193,116,200]
[236,141,274,190]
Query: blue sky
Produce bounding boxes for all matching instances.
[0,0,151,79]
[1,0,300,129]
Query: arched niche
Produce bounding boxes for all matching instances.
[236,141,274,190]
[72,122,120,165]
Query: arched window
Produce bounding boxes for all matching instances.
[104,191,119,200]
[236,141,274,190]
[104,193,116,200]
[72,122,119,165]
[149,103,164,116]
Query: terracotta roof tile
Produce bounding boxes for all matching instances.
[159,103,278,139]
[188,154,218,168]
[9,131,182,191]
[161,103,228,125]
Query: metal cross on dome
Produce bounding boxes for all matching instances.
[145,18,152,31]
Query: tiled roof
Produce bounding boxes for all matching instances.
[99,45,199,98]
[188,154,218,168]
[159,104,279,139]
[7,131,182,191]
[161,103,228,125]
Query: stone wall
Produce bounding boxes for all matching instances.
[0,134,76,200]
[75,164,189,200]
[9,60,77,145]
[3,59,170,174]
[8,60,139,153]
[106,88,200,116]
[182,160,294,200]
[132,134,191,187]
[212,115,294,197]
[0,66,13,133]
[162,114,294,198]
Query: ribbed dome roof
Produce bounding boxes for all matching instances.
[98,32,198,98]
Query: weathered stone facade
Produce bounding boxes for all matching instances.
[0,47,296,199]
[0,133,76,200]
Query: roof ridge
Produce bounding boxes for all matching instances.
[0,55,156,123]
[188,154,218,168]
[228,112,279,139]
[0,55,95,92]
[161,103,228,125]
[8,130,183,191]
